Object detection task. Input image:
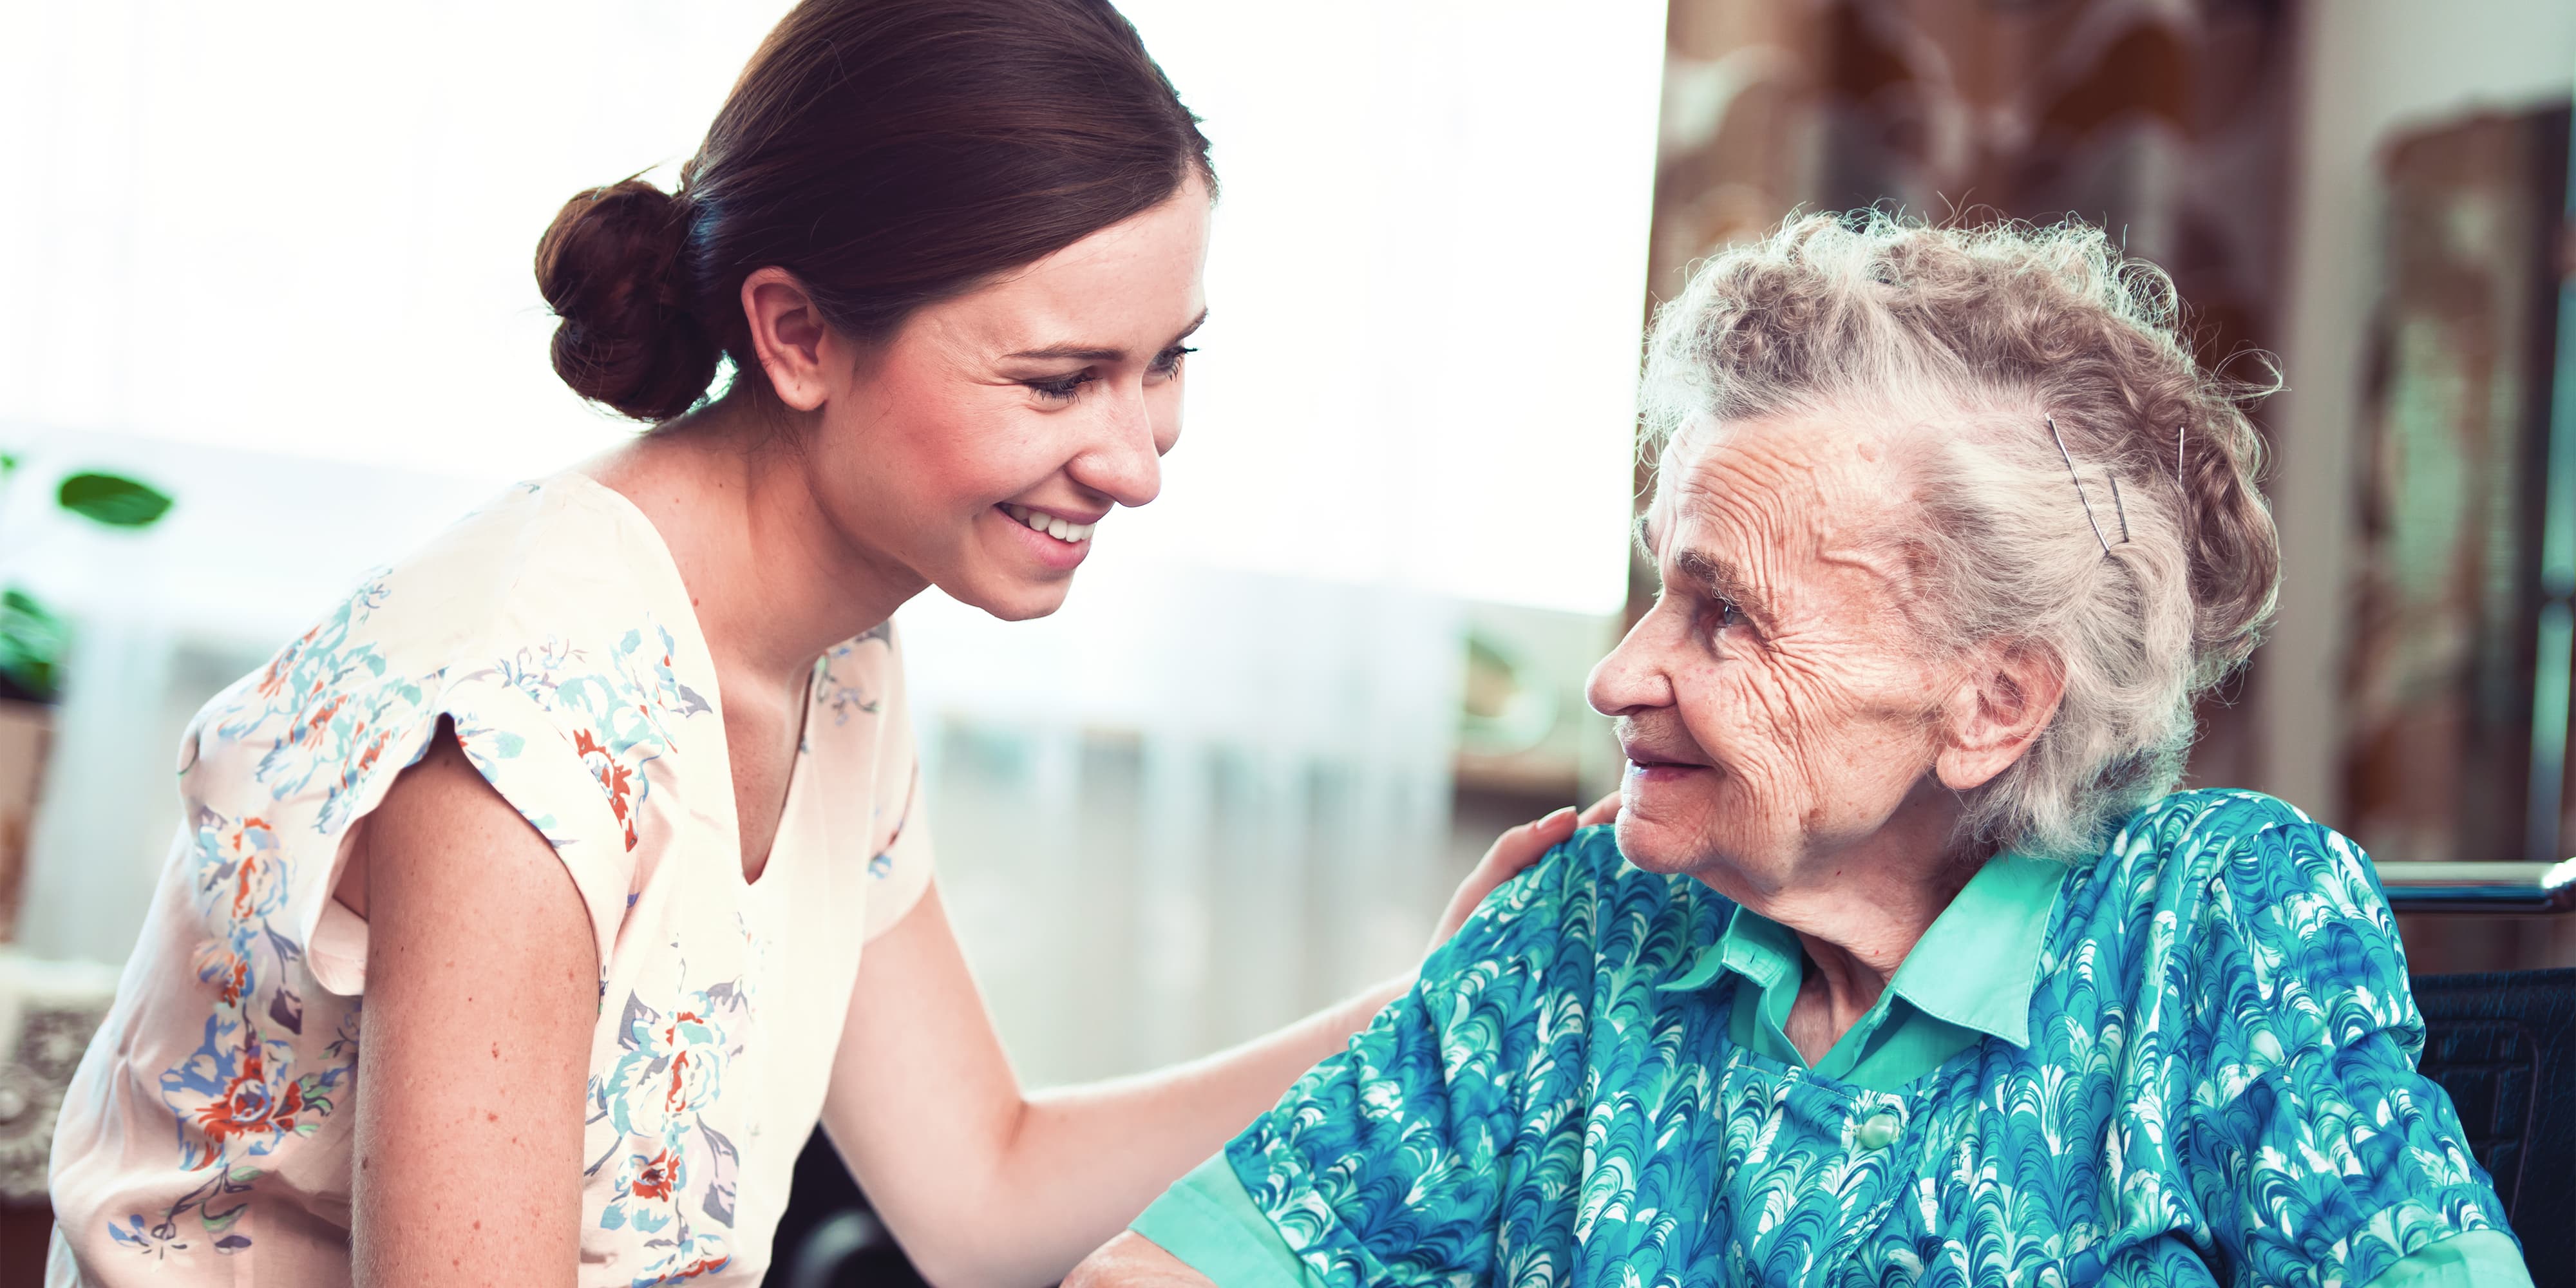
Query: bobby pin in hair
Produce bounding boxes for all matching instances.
[2107,474,2132,544]
[2045,416,2115,556]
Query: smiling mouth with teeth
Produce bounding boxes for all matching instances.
[1001,503,1096,544]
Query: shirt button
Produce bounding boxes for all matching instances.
[1856,1110,1901,1151]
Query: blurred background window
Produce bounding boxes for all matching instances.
[3,0,2575,1256]
[1644,0,2576,974]
[0,0,1663,1091]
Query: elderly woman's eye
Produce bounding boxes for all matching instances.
[1708,598,1748,632]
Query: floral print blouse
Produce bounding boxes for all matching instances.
[1135,791,2522,1286]
[47,473,934,1287]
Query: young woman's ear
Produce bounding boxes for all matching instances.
[1934,641,2067,793]
[739,266,835,412]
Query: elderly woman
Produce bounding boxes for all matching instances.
[1072,214,2530,1287]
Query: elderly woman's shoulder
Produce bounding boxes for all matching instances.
[1544,823,1734,927]
[2079,788,2401,967]
[2070,790,2435,1106]
[2105,788,2368,884]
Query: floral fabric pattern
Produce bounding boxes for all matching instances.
[100,575,413,1263]
[1220,791,2512,1287]
[48,474,935,1287]
[590,970,754,1283]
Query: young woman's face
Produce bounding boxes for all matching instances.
[800,178,1211,621]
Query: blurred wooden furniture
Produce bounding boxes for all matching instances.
[0,953,118,1287]
[2345,106,2576,980]
[0,701,50,947]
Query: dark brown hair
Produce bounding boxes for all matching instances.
[535,0,1214,422]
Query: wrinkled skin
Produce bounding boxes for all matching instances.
[1586,413,2061,1044]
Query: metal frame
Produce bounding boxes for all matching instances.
[2376,859,2576,914]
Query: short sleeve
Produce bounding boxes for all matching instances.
[1201,833,1604,1287]
[849,625,934,940]
[2360,1230,2533,1288]
[291,664,656,997]
[1131,1153,1318,1287]
[2176,808,2517,1287]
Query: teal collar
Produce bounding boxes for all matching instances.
[1661,850,2067,1049]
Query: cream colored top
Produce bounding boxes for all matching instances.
[48,473,934,1286]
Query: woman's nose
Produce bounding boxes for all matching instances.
[1586,611,1677,717]
[1070,385,1163,508]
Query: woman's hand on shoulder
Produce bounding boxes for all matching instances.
[352,719,598,1288]
[1426,792,1619,956]
[1064,1233,1217,1288]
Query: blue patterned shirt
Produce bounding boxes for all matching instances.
[1133,791,2528,1285]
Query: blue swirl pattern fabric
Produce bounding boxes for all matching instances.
[1221,791,2512,1285]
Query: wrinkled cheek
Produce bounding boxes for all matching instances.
[1707,748,1811,851]
[1683,687,1815,850]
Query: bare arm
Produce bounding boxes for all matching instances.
[351,723,599,1287]
[824,800,1609,1287]
[1065,1232,1216,1287]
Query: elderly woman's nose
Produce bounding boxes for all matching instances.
[1587,620,1676,716]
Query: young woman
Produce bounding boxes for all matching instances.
[44,2,1600,1283]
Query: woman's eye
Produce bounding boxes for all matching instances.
[1027,372,1099,401]
[1149,345,1197,377]
[1709,598,1747,632]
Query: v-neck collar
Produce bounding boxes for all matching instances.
[554,470,820,890]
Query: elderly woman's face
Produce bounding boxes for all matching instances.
[1587,416,1960,895]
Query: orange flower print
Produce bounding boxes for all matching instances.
[627,1149,679,1202]
[573,728,641,849]
[191,1046,308,1144]
[192,941,251,1006]
[301,694,346,741]
[161,1021,341,1164]
[193,815,286,926]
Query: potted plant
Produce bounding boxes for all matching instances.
[0,460,174,941]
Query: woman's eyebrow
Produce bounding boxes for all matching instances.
[1673,547,1774,623]
[1007,342,1125,361]
[1004,308,1209,363]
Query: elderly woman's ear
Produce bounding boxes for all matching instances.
[1932,641,2064,792]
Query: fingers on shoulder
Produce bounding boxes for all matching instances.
[1577,791,1622,828]
[1496,807,1578,862]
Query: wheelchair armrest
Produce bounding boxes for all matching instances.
[2374,859,2576,914]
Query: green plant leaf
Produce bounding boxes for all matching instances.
[58,472,174,527]
[0,585,66,703]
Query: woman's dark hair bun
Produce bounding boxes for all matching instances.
[535,179,721,422]
[532,0,1213,426]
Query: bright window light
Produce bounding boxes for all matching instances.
[0,1,1662,614]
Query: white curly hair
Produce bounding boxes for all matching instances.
[1639,211,2282,858]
